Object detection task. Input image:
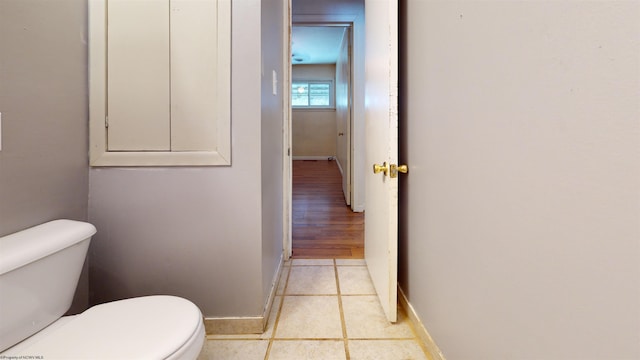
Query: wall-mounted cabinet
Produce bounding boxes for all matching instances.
[89,0,231,166]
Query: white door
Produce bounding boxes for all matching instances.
[336,27,351,206]
[364,0,399,322]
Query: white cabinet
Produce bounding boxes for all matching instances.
[89,0,231,166]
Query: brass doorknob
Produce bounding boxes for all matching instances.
[390,164,408,178]
[373,162,389,176]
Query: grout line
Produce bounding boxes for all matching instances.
[264,263,291,360]
[345,337,418,340]
[291,264,336,267]
[204,336,418,341]
[268,337,345,341]
[282,293,339,296]
[334,258,351,360]
[205,336,269,341]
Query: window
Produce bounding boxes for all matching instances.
[292,81,334,108]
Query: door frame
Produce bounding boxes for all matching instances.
[290,13,366,214]
[284,14,361,258]
[282,0,292,259]
[336,25,353,207]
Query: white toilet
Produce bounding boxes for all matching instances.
[0,219,205,359]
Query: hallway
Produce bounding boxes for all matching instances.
[198,259,429,359]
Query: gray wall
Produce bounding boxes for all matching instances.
[0,0,90,312]
[261,0,285,304]
[0,0,284,321]
[89,0,284,318]
[399,0,640,359]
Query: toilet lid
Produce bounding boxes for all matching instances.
[4,295,203,360]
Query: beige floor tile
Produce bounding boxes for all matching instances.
[342,296,414,339]
[335,259,366,266]
[197,340,268,360]
[268,340,347,360]
[292,259,334,266]
[348,340,429,360]
[286,266,337,295]
[337,266,376,295]
[276,296,343,339]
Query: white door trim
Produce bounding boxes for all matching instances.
[292,14,365,213]
[282,0,292,259]
[284,14,362,258]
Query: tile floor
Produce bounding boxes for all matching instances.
[198,259,429,360]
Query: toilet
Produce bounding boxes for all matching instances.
[0,219,205,359]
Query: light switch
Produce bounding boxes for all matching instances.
[272,70,278,95]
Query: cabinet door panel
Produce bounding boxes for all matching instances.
[107,0,170,151]
[170,0,218,151]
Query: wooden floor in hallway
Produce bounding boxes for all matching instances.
[292,160,364,259]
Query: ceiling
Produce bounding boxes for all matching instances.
[291,26,347,65]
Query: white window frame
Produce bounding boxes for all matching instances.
[291,80,335,109]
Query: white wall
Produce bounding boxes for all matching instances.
[89,0,277,319]
[292,64,337,158]
[292,64,335,81]
[399,1,640,359]
[0,0,90,313]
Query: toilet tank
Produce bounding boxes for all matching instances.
[0,220,97,352]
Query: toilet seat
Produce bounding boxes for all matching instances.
[2,295,204,359]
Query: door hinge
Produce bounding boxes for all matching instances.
[105,116,109,128]
[287,148,291,156]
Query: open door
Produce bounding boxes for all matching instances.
[364,0,400,322]
[336,27,352,206]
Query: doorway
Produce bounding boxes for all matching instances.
[289,22,363,258]
[284,0,401,323]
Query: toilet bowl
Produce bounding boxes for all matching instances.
[0,220,205,359]
[2,295,205,359]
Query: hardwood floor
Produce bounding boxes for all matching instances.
[292,160,364,259]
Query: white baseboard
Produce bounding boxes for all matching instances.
[292,156,335,161]
[260,253,284,330]
[204,316,263,335]
[335,158,345,177]
[398,286,446,360]
[204,254,284,335]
